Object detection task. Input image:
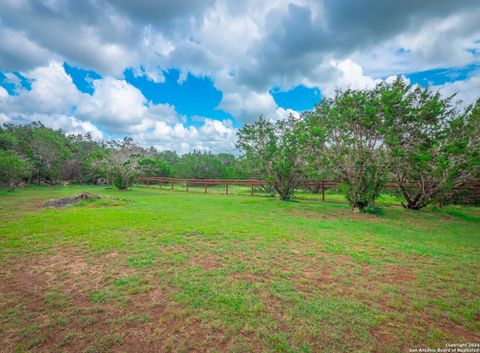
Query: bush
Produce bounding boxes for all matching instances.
[361,206,384,216]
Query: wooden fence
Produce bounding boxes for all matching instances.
[137,177,267,196]
[137,177,480,206]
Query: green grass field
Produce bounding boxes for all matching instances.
[1,186,479,353]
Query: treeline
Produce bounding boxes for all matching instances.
[1,78,479,211]
[237,78,480,210]
[0,123,247,190]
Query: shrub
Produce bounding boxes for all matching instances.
[361,206,384,216]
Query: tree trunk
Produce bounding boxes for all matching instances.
[8,178,15,191]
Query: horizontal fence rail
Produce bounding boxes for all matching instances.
[138,177,480,190]
[137,177,480,206]
[139,177,267,184]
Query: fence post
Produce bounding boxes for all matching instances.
[322,181,325,202]
[226,181,229,195]
[251,184,254,196]
[205,182,207,193]
[171,181,174,190]
[186,180,189,192]
[159,177,162,189]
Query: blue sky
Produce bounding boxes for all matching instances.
[124,68,234,124]
[2,61,476,122]
[0,0,479,153]
[406,63,480,87]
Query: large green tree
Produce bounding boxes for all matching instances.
[307,88,387,211]
[381,78,468,209]
[64,133,104,183]
[462,99,480,179]
[3,122,70,184]
[237,115,305,200]
[93,138,142,190]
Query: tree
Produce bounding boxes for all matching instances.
[381,78,467,209]
[307,88,387,211]
[139,157,171,177]
[3,122,70,184]
[301,111,329,193]
[64,133,104,183]
[0,150,29,190]
[217,153,247,179]
[237,115,305,200]
[172,151,226,179]
[462,99,480,179]
[157,150,179,165]
[93,138,142,190]
[0,127,18,150]
[235,118,276,196]
[442,98,480,206]
[31,127,71,184]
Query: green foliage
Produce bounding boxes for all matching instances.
[302,78,478,210]
[169,151,246,179]
[306,88,387,210]
[237,115,305,200]
[172,151,226,179]
[157,150,179,164]
[361,206,384,216]
[236,117,276,180]
[0,122,250,188]
[65,133,106,183]
[139,157,171,177]
[29,124,71,183]
[0,127,18,150]
[2,122,70,184]
[381,78,470,209]
[462,99,480,179]
[93,138,142,190]
[0,149,30,190]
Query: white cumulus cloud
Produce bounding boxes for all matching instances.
[0,61,238,153]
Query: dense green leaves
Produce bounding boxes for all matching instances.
[1,122,71,184]
[0,123,246,190]
[139,157,171,177]
[237,78,478,209]
[237,115,306,200]
[172,151,227,179]
[0,149,30,190]
[380,79,470,209]
[305,88,387,210]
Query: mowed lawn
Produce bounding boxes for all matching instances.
[0,186,479,353]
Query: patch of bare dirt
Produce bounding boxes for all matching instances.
[376,264,418,285]
[0,248,249,353]
[371,310,480,353]
[370,326,404,353]
[189,254,223,270]
[289,207,382,222]
[26,197,52,211]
